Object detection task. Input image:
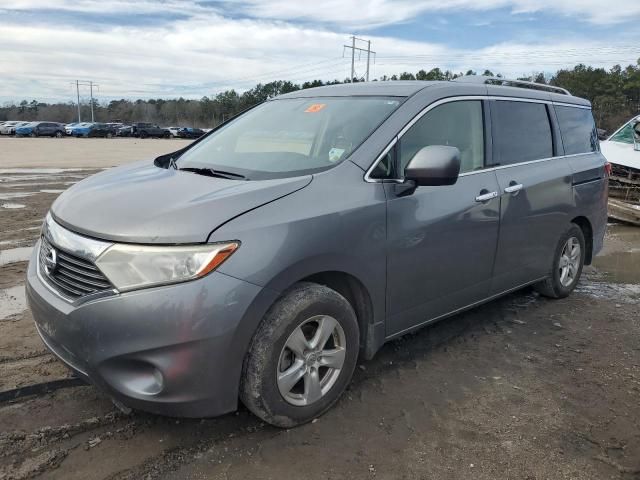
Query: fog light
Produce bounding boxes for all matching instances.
[100,359,165,396]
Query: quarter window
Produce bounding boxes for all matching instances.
[399,100,485,174]
[492,101,553,165]
[555,106,598,155]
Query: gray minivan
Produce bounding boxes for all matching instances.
[27,78,608,427]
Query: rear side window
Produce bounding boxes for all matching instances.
[555,106,598,155]
[492,101,553,165]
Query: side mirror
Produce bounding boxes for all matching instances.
[633,121,640,152]
[404,145,461,186]
[597,128,608,141]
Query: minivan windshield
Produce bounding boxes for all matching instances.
[176,97,402,179]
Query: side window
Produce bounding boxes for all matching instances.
[609,123,635,144]
[399,100,485,174]
[555,106,598,154]
[492,101,553,165]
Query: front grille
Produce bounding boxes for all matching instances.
[39,236,113,300]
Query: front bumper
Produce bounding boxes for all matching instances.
[26,246,276,417]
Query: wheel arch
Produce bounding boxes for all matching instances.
[299,271,375,358]
[571,215,593,264]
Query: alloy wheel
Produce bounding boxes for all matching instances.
[559,236,581,287]
[277,315,346,406]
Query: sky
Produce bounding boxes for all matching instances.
[0,0,639,103]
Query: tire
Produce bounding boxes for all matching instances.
[29,132,37,138]
[534,224,586,299]
[163,132,170,139]
[55,131,63,138]
[240,282,359,428]
[140,131,148,139]
[106,132,113,139]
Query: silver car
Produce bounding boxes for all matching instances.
[27,78,608,427]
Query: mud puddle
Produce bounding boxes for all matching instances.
[0,285,27,320]
[592,223,640,285]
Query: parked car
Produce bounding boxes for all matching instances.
[1,121,30,135]
[65,122,81,135]
[72,123,118,138]
[27,79,607,428]
[600,115,640,170]
[136,122,170,138]
[15,121,65,137]
[177,127,205,139]
[168,126,182,138]
[116,125,134,137]
[68,122,92,136]
[0,121,21,135]
[600,116,640,225]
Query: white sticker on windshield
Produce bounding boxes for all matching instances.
[328,148,345,163]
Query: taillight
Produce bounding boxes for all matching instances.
[604,162,612,177]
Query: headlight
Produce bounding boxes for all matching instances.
[95,242,239,292]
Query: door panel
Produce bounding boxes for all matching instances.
[489,99,574,294]
[385,171,500,336]
[491,161,573,293]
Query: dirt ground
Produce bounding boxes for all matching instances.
[0,137,192,168]
[0,149,639,479]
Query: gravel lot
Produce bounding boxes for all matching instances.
[0,136,192,168]
[0,139,639,480]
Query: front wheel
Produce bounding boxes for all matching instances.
[30,131,37,138]
[55,131,63,138]
[535,224,585,298]
[240,282,359,428]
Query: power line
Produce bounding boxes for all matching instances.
[71,80,99,122]
[343,36,376,81]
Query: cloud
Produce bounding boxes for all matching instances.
[0,1,638,102]
[235,0,640,28]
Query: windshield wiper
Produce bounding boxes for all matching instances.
[178,167,247,180]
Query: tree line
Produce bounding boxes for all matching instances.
[1,61,639,133]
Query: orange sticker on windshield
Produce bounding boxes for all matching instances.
[304,103,326,113]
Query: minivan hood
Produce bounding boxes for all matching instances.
[51,161,312,244]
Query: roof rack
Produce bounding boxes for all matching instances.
[453,76,571,96]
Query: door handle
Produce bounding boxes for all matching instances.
[475,191,498,202]
[504,183,524,194]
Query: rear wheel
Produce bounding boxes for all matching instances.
[140,131,148,139]
[534,224,585,298]
[240,282,359,428]
[106,132,114,138]
[30,131,37,138]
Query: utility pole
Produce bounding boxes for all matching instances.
[366,40,371,81]
[89,81,94,122]
[72,80,99,123]
[76,80,81,123]
[350,36,355,82]
[343,36,376,82]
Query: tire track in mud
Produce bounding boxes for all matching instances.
[97,293,538,480]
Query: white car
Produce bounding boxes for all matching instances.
[600,116,640,225]
[65,122,91,135]
[167,126,182,138]
[600,115,640,170]
[0,121,22,135]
